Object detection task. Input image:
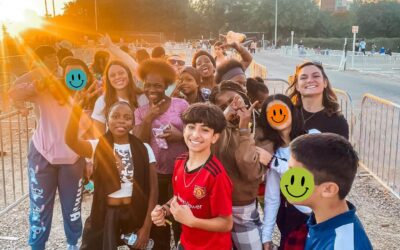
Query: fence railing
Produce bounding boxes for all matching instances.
[333,88,354,140]
[358,94,400,198]
[0,108,35,215]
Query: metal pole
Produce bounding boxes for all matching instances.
[44,0,49,17]
[352,32,356,69]
[291,31,294,56]
[274,0,278,48]
[52,0,56,17]
[94,0,98,32]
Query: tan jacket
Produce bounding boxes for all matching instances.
[212,123,267,206]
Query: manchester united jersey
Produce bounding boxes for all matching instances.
[172,153,233,250]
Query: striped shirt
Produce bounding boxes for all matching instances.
[305,201,373,250]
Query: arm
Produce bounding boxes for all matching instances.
[92,120,106,138]
[261,170,281,244]
[234,42,253,70]
[8,81,37,102]
[134,162,159,249]
[234,129,263,181]
[102,35,138,76]
[169,197,233,232]
[65,104,93,158]
[134,100,165,143]
[134,112,153,143]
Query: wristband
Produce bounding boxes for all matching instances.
[239,128,251,133]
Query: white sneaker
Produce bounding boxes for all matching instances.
[67,244,79,250]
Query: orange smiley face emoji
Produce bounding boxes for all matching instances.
[267,103,289,126]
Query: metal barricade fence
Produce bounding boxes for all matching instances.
[357,94,400,198]
[264,78,289,95]
[0,107,35,215]
[333,88,354,140]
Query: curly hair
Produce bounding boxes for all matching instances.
[215,59,245,84]
[192,50,216,68]
[286,61,340,116]
[138,59,176,87]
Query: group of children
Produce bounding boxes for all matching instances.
[9,40,373,250]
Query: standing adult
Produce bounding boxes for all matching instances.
[287,61,349,139]
[9,52,91,250]
[135,59,189,249]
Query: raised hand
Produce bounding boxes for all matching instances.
[145,99,166,122]
[237,100,258,129]
[71,81,102,107]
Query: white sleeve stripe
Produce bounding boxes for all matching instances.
[334,223,354,250]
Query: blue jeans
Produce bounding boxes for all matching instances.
[27,142,85,250]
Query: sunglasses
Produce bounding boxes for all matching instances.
[168,59,185,66]
[296,60,323,71]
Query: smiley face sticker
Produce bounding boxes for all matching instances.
[280,167,315,202]
[267,103,289,127]
[65,69,87,91]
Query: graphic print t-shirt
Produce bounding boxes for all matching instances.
[89,140,156,198]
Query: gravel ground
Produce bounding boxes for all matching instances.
[0,167,399,249]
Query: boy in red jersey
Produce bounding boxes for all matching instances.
[151,103,233,250]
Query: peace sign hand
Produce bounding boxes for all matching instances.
[71,81,102,107]
[237,100,258,129]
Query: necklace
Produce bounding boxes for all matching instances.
[301,107,319,125]
[183,157,209,188]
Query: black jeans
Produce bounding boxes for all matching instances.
[151,174,182,250]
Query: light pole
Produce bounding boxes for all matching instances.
[44,0,49,17]
[52,0,55,17]
[94,0,98,32]
[274,0,278,47]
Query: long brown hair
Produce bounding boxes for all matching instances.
[103,60,141,116]
[286,61,340,116]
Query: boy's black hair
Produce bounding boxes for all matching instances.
[57,48,73,63]
[258,94,306,151]
[136,49,150,64]
[215,59,245,84]
[290,133,359,199]
[246,77,269,98]
[192,50,216,68]
[214,41,223,47]
[181,103,227,133]
[151,46,166,59]
[34,45,56,61]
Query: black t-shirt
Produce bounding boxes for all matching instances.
[300,108,349,139]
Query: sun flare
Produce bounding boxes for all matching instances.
[0,2,45,38]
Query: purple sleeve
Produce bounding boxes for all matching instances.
[134,107,144,126]
[177,98,189,113]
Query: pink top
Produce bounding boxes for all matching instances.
[134,98,188,174]
[9,82,79,165]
